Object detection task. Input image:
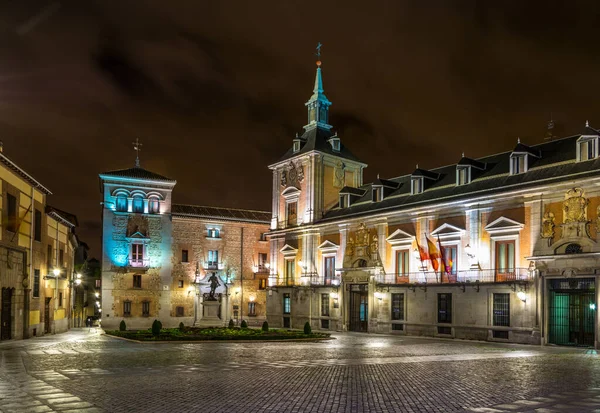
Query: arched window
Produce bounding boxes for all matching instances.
[116,195,128,212]
[149,198,160,214]
[132,196,144,213]
[565,243,583,254]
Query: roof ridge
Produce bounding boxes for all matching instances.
[172,203,270,214]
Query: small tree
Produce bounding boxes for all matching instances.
[241,320,248,329]
[228,319,235,329]
[261,321,269,332]
[178,322,185,332]
[152,319,162,337]
[119,320,126,332]
[304,321,311,335]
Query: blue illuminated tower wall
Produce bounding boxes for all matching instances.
[99,169,177,330]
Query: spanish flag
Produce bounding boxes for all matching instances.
[427,237,440,271]
[415,238,429,264]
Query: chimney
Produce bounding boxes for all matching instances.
[0,141,4,152]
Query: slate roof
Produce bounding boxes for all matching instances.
[46,205,78,228]
[320,134,597,222]
[276,126,364,165]
[172,204,271,224]
[99,166,175,183]
[457,156,486,170]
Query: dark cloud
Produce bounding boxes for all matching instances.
[1,1,600,255]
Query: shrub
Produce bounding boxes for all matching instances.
[228,319,235,329]
[152,319,162,337]
[304,321,311,335]
[261,321,269,332]
[240,320,248,329]
[179,322,185,332]
[119,320,126,332]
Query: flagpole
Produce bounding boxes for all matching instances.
[415,236,426,283]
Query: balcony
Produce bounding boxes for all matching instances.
[128,258,151,269]
[374,268,533,285]
[307,274,341,287]
[277,220,300,230]
[253,265,270,275]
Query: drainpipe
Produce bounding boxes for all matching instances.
[24,187,34,339]
[240,227,244,324]
[54,223,59,334]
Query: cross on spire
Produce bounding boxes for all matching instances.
[132,138,143,168]
[315,42,322,60]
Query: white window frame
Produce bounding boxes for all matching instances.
[456,166,470,185]
[130,242,146,267]
[577,136,598,161]
[322,253,336,285]
[411,177,424,195]
[331,138,340,152]
[372,186,383,202]
[392,247,411,276]
[509,154,528,174]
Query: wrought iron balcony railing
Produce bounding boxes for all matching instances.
[128,258,151,268]
[374,268,533,285]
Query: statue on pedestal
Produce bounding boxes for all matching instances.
[207,273,220,300]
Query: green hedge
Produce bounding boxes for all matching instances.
[105,327,330,342]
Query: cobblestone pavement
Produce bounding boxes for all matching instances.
[1,329,600,412]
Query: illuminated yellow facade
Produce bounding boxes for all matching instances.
[0,148,78,340]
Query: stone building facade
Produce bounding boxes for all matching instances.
[99,164,270,330]
[266,59,600,347]
[0,148,78,340]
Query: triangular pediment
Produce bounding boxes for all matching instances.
[386,229,415,246]
[280,244,298,256]
[430,223,465,239]
[485,217,524,234]
[318,240,340,252]
[126,231,148,240]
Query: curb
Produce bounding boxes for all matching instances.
[102,333,335,344]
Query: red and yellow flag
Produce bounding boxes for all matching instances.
[415,238,429,264]
[427,237,440,271]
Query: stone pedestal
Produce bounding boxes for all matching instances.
[197,300,222,327]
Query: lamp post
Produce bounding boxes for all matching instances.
[70,272,82,327]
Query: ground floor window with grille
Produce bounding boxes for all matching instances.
[492,293,510,339]
[33,269,40,298]
[391,293,404,320]
[58,292,63,307]
[176,306,184,317]
[142,301,150,317]
[123,301,131,317]
[321,293,329,316]
[437,293,452,334]
[248,302,256,316]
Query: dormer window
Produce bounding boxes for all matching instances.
[456,166,470,185]
[332,139,340,151]
[510,154,527,174]
[339,194,349,208]
[578,137,598,161]
[372,186,383,202]
[411,177,424,195]
[293,140,301,153]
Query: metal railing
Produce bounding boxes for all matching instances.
[128,258,151,268]
[375,268,533,285]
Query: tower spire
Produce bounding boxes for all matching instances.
[304,42,332,131]
[132,138,142,168]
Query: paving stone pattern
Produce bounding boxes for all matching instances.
[1,329,600,412]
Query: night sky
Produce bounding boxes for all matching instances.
[2,1,600,256]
